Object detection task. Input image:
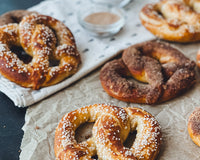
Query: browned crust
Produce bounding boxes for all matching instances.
[100,41,196,104]
[0,58,32,87]
[140,1,200,43]
[188,107,200,147]
[125,107,162,160]
[0,13,81,90]
[100,59,161,104]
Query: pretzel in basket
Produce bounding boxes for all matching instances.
[54,104,162,160]
[140,0,200,42]
[0,13,81,89]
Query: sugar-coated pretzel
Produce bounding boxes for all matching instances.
[0,13,81,89]
[100,41,196,104]
[140,0,200,42]
[188,107,200,147]
[54,104,162,160]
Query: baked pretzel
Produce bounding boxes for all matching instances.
[100,41,196,104]
[54,104,162,160]
[188,107,200,147]
[0,10,37,26]
[196,49,200,68]
[0,13,80,89]
[140,0,200,42]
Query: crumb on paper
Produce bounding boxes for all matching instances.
[35,126,40,129]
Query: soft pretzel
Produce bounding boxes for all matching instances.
[0,10,37,26]
[0,13,81,89]
[196,49,200,68]
[100,41,196,104]
[54,104,162,160]
[188,107,200,147]
[140,0,200,42]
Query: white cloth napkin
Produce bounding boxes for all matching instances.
[0,0,156,107]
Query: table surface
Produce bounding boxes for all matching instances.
[0,1,43,159]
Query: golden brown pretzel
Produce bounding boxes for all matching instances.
[54,104,162,160]
[140,0,200,42]
[0,13,80,89]
[188,107,200,147]
[100,41,196,104]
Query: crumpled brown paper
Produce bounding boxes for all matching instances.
[20,42,200,160]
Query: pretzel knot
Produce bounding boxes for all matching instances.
[100,41,196,104]
[54,104,162,160]
[0,13,81,89]
[140,0,200,42]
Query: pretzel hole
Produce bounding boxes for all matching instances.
[126,75,148,84]
[156,10,163,18]
[75,122,94,143]
[120,68,148,84]
[123,130,137,149]
[49,59,60,67]
[10,16,22,23]
[91,155,98,160]
[10,46,32,64]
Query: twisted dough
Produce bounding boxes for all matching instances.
[140,0,200,42]
[0,13,80,89]
[54,104,162,160]
[100,41,196,104]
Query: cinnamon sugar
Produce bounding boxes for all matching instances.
[189,107,200,135]
[84,12,120,25]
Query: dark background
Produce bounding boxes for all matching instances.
[0,0,43,160]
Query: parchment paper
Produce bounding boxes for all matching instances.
[20,42,200,160]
